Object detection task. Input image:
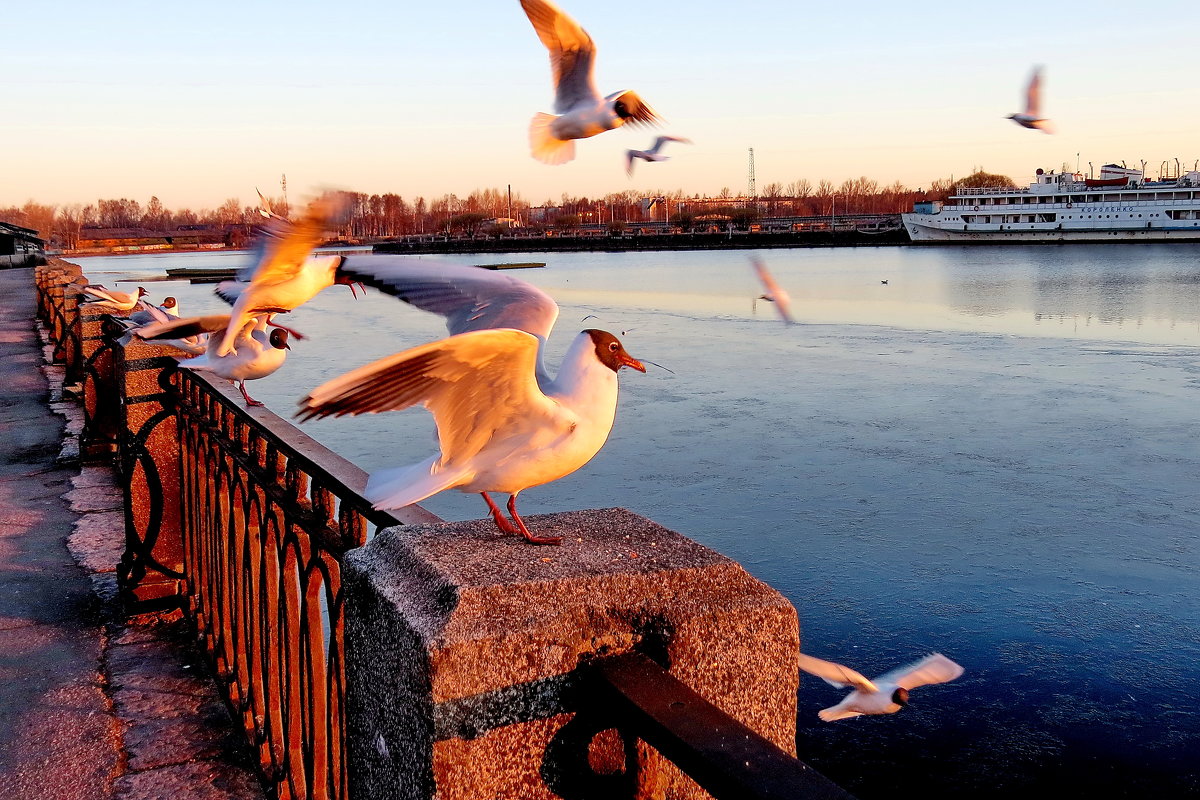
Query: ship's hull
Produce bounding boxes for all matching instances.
[903,215,1200,243]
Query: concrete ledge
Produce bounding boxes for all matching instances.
[344,508,799,800]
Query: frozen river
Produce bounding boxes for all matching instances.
[79,243,1200,797]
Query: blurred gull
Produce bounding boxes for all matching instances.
[520,0,660,165]
[1007,66,1054,134]
[798,652,964,721]
[750,256,795,325]
[296,258,646,545]
[625,136,692,176]
[213,191,356,357]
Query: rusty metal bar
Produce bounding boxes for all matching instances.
[593,652,857,800]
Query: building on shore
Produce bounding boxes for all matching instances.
[0,222,45,268]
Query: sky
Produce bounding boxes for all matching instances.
[4,0,1199,211]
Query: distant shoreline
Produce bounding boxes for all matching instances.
[373,229,911,255]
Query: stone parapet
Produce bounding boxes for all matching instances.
[343,508,800,800]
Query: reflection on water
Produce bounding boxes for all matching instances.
[73,245,1200,798]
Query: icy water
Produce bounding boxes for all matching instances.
[80,244,1200,798]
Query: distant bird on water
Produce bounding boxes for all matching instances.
[296,257,646,545]
[520,0,660,165]
[1007,66,1054,134]
[80,285,148,312]
[626,136,692,176]
[750,256,795,325]
[212,191,356,357]
[797,652,964,721]
[134,314,291,406]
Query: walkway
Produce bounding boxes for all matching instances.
[0,267,262,799]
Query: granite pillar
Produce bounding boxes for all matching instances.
[343,508,800,800]
[114,334,187,612]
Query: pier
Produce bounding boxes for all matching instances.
[3,261,854,799]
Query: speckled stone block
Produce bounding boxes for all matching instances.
[343,508,800,800]
[115,335,188,611]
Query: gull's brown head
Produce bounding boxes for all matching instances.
[585,329,645,373]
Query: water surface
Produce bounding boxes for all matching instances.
[80,244,1200,797]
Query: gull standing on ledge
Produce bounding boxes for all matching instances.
[297,257,647,545]
[1007,66,1054,133]
[213,191,355,357]
[80,285,148,312]
[626,136,691,176]
[797,652,964,721]
[520,0,660,165]
[134,314,291,406]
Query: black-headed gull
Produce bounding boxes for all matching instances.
[520,0,660,165]
[297,257,646,545]
[1007,66,1053,134]
[750,257,795,325]
[797,652,964,721]
[129,296,180,326]
[134,314,291,406]
[80,285,148,312]
[625,136,692,176]
[213,191,355,357]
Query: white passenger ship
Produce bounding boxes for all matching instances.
[902,165,1200,243]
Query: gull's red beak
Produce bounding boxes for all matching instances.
[619,352,646,373]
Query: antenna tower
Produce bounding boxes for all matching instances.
[281,174,288,209]
[747,148,756,198]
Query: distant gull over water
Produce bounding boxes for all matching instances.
[798,652,964,721]
[750,256,795,325]
[298,258,646,545]
[135,314,291,406]
[520,0,660,165]
[1007,66,1054,134]
[213,191,357,357]
[625,135,692,176]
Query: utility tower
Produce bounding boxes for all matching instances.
[747,148,756,198]
[281,174,288,210]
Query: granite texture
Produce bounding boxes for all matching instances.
[344,508,800,800]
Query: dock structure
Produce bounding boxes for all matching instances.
[10,261,854,800]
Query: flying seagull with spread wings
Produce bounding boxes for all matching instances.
[798,652,964,721]
[520,0,661,165]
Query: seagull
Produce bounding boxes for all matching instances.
[212,191,356,357]
[1007,66,1054,134]
[134,314,291,406]
[626,136,692,176]
[520,0,660,165]
[797,652,964,722]
[129,296,180,326]
[750,257,795,325]
[296,257,646,545]
[79,285,148,312]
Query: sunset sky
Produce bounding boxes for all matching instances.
[5,0,1198,210]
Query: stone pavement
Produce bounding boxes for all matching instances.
[0,267,263,799]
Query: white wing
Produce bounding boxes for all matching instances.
[1025,66,1042,117]
[298,329,572,465]
[751,257,796,325]
[798,653,877,693]
[520,0,600,113]
[875,653,964,691]
[649,135,692,155]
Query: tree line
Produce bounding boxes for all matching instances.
[0,171,1013,248]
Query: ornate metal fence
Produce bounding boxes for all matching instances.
[170,368,439,800]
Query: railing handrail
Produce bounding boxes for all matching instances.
[593,652,856,800]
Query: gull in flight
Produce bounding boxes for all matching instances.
[212,191,356,357]
[79,285,148,312]
[134,314,291,406]
[1007,66,1054,134]
[750,257,795,325]
[797,652,964,721]
[626,136,692,177]
[520,0,660,165]
[296,257,646,545]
